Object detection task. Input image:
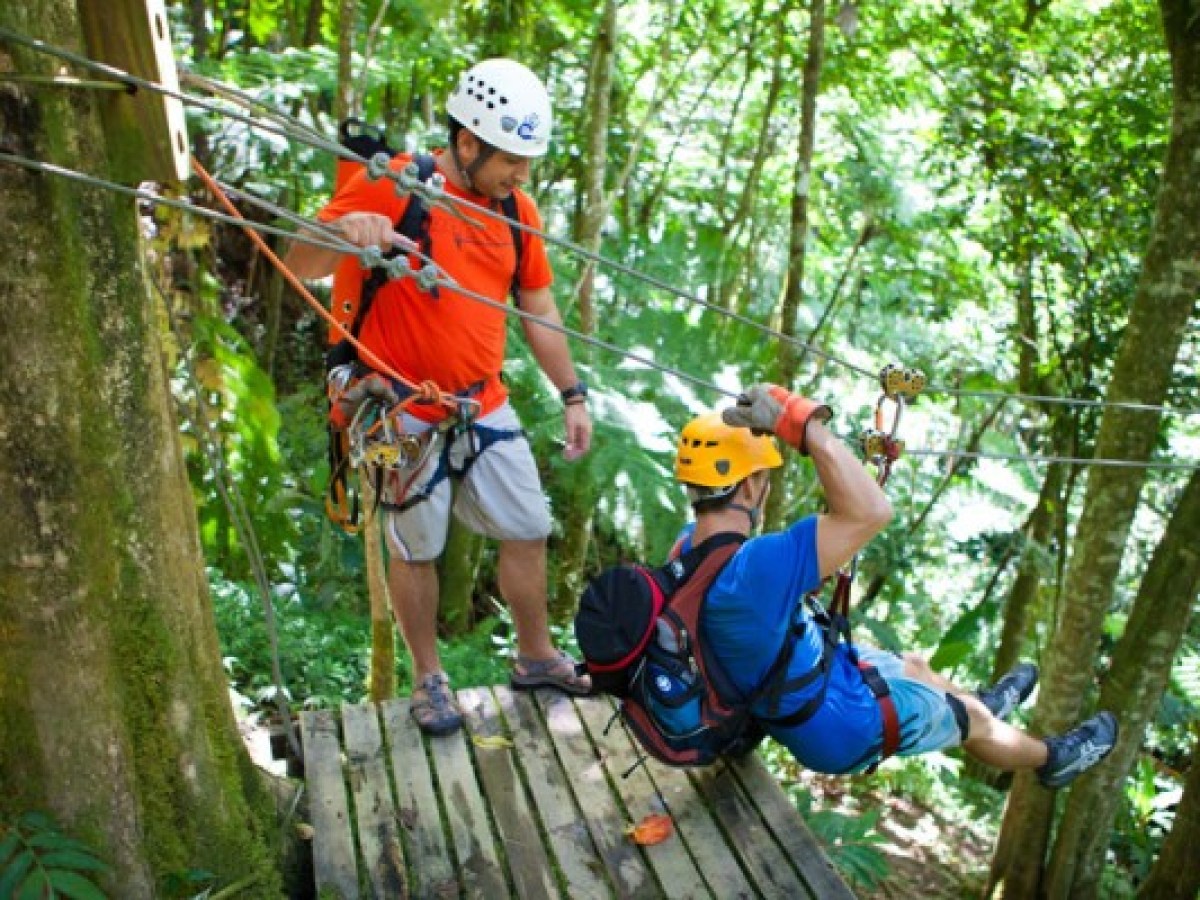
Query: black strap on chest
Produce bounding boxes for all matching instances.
[353,154,526,339]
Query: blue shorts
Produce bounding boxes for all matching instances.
[856,646,964,760]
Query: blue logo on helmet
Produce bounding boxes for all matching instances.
[516,114,541,141]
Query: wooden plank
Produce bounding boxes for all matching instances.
[342,703,407,898]
[300,709,359,900]
[535,689,660,899]
[572,696,712,899]
[493,687,611,900]
[380,699,458,899]
[640,755,759,900]
[77,0,189,182]
[427,710,508,898]
[729,757,855,900]
[458,687,558,900]
[689,764,810,898]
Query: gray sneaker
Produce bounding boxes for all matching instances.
[976,663,1039,720]
[1038,711,1119,789]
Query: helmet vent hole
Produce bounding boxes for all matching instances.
[704,440,718,447]
[487,102,495,109]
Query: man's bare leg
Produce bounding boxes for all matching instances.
[900,653,1048,770]
[389,558,443,678]
[497,539,557,661]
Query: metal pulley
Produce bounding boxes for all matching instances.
[862,363,925,485]
[348,400,424,472]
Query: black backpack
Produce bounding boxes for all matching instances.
[576,533,817,767]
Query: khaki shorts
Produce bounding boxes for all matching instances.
[379,401,552,562]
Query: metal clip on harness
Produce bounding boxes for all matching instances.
[348,400,423,472]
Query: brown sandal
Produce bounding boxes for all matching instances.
[510,651,593,696]
[410,673,463,735]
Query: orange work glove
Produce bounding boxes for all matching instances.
[329,373,400,430]
[722,383,832,454]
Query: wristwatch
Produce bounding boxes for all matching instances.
[560,380,588,405]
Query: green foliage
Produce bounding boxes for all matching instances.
[212,570,371,709]
[0,813,110,900]
[179,315,295,576]
[790,790,890,891]
[160,2,1195,893]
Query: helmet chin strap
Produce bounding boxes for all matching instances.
[728,477,769,530]
[450,136,495,194]
[727,503,759,529]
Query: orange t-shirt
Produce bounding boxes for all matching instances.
[318,151,553,421]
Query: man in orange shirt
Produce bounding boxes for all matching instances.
[286,59,592,735]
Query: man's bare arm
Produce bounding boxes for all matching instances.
[283,212,399,279]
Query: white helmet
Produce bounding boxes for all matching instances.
[446,59,552,158]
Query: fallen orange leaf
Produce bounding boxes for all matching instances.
[625,814,673,845]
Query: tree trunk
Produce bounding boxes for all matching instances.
[766,0,825,531]
[988,0,1200,892]
[189,0,209,61]
[364,513,395,701]
[1046,468,1200,898]
[573,0,617,335]
[551,0,618,618]
[991,461,1064,680]
[334,0,355,121]
[1137,738,1200,900]
[302,0,324,46]
[0,3,280,894]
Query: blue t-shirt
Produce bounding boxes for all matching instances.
[676,519,883,774]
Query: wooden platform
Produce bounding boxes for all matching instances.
[300,686,855,899]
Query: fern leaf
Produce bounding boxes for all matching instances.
[48,868,110,900]
[0,849,33,899]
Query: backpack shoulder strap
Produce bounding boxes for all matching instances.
[652,531,744,596]
[500,192,524,307]
[660,538,742,631]
[354,152,438,337]
[395,152,436,244]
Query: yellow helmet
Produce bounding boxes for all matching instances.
[674,412,783,488]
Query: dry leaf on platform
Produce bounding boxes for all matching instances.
[625,814,673,845]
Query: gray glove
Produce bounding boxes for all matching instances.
[722,383,831,453]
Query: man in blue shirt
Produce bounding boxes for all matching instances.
[670,383,1117,787]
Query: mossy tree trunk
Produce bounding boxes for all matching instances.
[0,3,280,895]
[988,1,1200,893]
[1046,468,1200,898]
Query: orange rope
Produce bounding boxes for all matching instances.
[189,158,457,417]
